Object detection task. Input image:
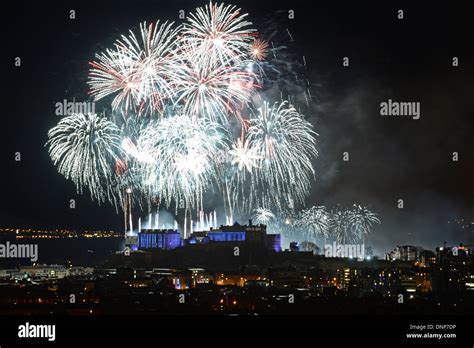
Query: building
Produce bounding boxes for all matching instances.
[187,231,208,244]
[400,272,417,294]
[125,233,138,251]
[134,220,281,252]
[289,242,299,252]
[386,245,418,261]
[419,250,436,267]
[69,267,95,277]
[18,265,69,280]
[188,220,281,252]
[138,229,182,250]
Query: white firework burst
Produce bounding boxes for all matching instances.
[172,57,256,124]
[235,100,318,212]
[347,204,381,242]
[182,1,256,69]
[46,113,123,204]
[137,115,226,208]
[229,137,261,172]
[329,205,380,243]
[296,205,330,241]
[252,207,275,225]
[88,21,181,115]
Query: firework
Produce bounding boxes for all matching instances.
[173,61,256,124]
[88,21,180,115]
[250,38,269,61]
[47,3,378,242]
[229,137,261,172]
[296,205,330,241]
[109,160,146,212]
[252,207,275,225]
[329,205,380,243]
[46,113,123,204]
[121,137,154,163]
[182,1,256,69]
[235,100,317,212]
[347,204,381,242]
[137,115,227,209]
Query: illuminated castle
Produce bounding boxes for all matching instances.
[138,229,182,250]
[135,220,281,252]
[189,220,281,252]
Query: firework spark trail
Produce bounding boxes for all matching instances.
[110,162,147,212]
[88,21,181,115]
[46,113,123,204]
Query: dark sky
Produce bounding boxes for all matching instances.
[2,1,473,254]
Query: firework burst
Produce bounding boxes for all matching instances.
[229,137,261,172]
[250,38,269,61]
[182,1,256,69]
[252,207,275,225]
[137,115,227,209]
[173,61,256,123]
[234,100,317,212]
[347,204,381,242]
[46,113,123,204]
[88,21,180,115]
[296,205,330,241]
[329,205,380,243]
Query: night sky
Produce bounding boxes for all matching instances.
[2,1,473,254]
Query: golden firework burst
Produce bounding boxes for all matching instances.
[250,39,269,61]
